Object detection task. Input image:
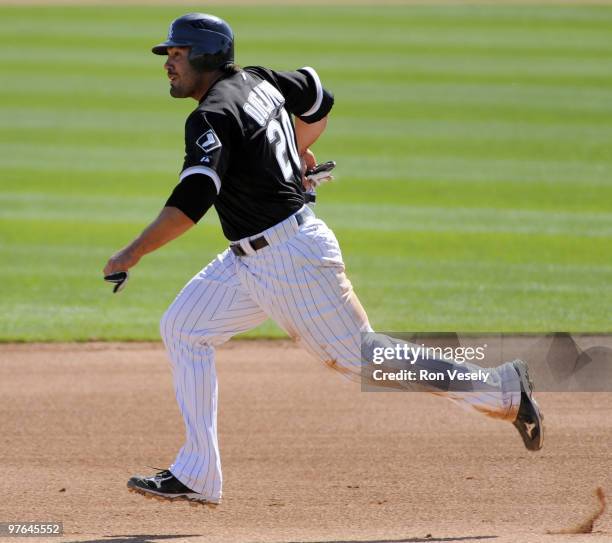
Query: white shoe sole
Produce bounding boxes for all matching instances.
[127,483,219,508]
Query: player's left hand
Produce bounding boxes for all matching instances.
[305,165,335,190]
[300,149,317,190]
[301,148,317,172]
[300,149,334,191]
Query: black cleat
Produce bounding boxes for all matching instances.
[512,360,544,451]
[127,469,218,508]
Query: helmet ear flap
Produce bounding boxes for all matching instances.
[188,53,209,73]
[188,53,225,73]
[188,38,234,72]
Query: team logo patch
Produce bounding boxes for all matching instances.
[196,130,222,154]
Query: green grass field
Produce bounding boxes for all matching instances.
[1,4,612,341]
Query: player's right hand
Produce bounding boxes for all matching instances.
[103,248,141,276]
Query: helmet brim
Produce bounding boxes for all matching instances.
[151,40,192,55]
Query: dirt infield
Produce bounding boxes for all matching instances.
[1,341,611,543]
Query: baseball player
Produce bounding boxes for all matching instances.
[103,13,544,507]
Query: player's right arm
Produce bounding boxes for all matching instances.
[103,111,229,276]
[103,207,194,275]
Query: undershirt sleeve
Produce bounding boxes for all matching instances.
[165,173,218,224]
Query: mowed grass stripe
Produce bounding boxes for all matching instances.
[6,36,612,59]
[3,4,612,30]
[4,120,611,162]
[3,192,612,239]
[5,113,612,146]
[6,57,612,87]
[3,82,612,121]
[3,173,611,224]
[2,143,611,185]
[5,84,612,115]
[5,24,612,55]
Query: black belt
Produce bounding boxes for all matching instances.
[230,209,308,257]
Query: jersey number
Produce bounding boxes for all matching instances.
[266,110,301,182]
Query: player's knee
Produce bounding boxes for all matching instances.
[160,306,224,350]
[159,307,174,347]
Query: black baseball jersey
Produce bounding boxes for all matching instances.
[168,66,334,241]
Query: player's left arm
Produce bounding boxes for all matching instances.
[295,116,328,157]
[249,65,332,164]
[295,116,328,176]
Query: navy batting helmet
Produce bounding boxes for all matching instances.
[152,13,234,71]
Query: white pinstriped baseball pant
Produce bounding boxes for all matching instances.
[160,206,520,502]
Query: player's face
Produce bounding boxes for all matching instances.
[164,47,203,99]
